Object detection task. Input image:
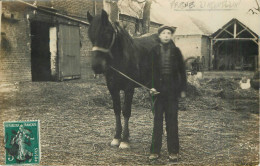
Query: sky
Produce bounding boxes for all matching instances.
[150,0,260,34]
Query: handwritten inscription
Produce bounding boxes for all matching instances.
[170,0,242,10]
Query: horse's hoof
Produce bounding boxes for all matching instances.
[111,139,120,146]
[119,142,130,149]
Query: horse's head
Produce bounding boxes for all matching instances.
[87,10,116,74]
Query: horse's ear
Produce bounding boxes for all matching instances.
[101,9,109,25]
[87,11,93,23]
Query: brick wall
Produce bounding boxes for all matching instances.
[79,25,94,79]
[0,0,166,83]
[1,1,101,83]
[44,0,103,79]
[26,0,101,18]
[1,2,32,83]
[46,0,99,80]
[51,0,96,18]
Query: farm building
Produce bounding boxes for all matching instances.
[150,12,260,72]
[0,0,162,83]
[211,18,259,71]
[118,0,212,70]
[1,0,259,84]
[0,0,106,83]
[159,14,212,71]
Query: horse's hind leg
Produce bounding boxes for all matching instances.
[119,88,134,149]
[110,90,122,146]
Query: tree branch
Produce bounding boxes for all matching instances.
[132,0,158,3]
[255,0,260,11]
[132,0,146,3]
[247,0,260,14]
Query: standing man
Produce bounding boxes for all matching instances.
[149,25,187,162]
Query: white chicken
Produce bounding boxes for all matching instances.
[240,77,251,89]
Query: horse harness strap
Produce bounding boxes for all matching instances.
[91,27,116,59]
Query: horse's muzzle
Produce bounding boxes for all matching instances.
[92,65,105,74]
[91,52,108,74]
[92,62,107,74]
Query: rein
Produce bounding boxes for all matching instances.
[91,23,156,93]
[110,66,158,115]
[110,66,152,92]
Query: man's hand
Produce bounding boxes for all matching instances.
[150,88,160,96]
[181,91,186,98]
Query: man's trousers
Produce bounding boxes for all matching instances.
[150,75,179,154]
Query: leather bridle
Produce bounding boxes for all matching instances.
[91,25,117,59]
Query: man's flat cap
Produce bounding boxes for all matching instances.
[158,25,177,34]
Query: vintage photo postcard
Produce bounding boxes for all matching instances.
[0,0,259,165]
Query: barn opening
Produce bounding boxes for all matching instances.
[211,18,258,71]
[30,21,55,81]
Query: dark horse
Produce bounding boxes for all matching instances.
[87,10,158,149]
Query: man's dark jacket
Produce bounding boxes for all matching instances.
[150,40,187,96]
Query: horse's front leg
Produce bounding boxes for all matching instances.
[119,88,134,149]
[109,90,122,147]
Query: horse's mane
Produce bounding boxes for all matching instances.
[113,22,159,52]
[114,23,135,49]
[134,33,159,51]
[112,23,142,66]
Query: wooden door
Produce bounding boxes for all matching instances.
[58,24,80,80]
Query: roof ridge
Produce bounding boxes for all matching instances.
[188,16,213,35]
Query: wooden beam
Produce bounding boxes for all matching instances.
[209,39,213,70]
[213,38,258,45]
[234,22,237,38]
[216,41,224,49]
[258,39,260,70]
[213,38,257,41]
[223,29,234,37]
[216,47,219,70]
[214,21,234,39]
[252,39,258,45]
[236,28,247,37]
[238,21,257,39]
[93,1,96,15]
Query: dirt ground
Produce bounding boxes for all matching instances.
[0,75,259,165]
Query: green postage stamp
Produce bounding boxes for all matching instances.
[4,120,40,165]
